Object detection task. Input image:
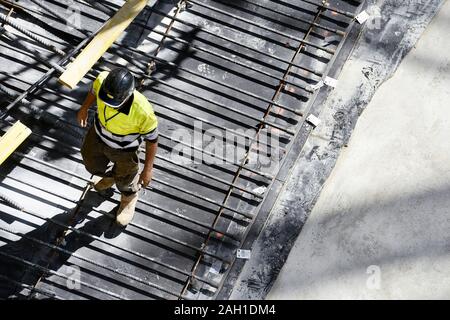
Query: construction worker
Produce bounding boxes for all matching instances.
[77,67,158,226]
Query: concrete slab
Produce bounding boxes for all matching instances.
[268,0,450,300]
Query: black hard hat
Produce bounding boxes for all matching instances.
[98,68,135,108]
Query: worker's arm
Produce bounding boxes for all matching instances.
[139,139,158,188]
[77,90,96,127]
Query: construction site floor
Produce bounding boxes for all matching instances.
[0,0,363,299]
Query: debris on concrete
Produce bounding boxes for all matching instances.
[227,0,446,300]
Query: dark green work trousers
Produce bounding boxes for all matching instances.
[81,126,140,196]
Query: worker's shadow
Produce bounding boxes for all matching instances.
[0,189,123,300]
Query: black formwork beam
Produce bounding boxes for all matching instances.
[0,10,109,119]
[214,0,365,299]
[178,1,329,297]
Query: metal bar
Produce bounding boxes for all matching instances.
[126,48,303,115]
[137,0,185,89]
[77,0,325,78]
[0,7,13,27]
[145,26,317,93]
[0,17,107,119]
[137,193,240,241]
[146,7,325,76]
[0,273,62,300]
[148,97,285,152]
[0,226,183,299]
[189,0,336,54]
[0,251,128,300]
[14,149,254,220]
[269,0,357,19]
[151,178,253,219]
[0,161,239,245]
[9,145,239,245]
[0,83,85,141]
[80,6,310,114]
[154,154,265,199]
[91,62,284,152]
[238,0,346,36]
[0,28,65,72]
[140,74,296,135]
[0,0,26,11]
[1,73,273,185]
[27,0,90,36]
[0,122,251,240]
[293,0,357,18]
[158,132,274,179]
[33,0,315,94]
[0,191,23,211]
[28,182,93,296]
[3,2,306,116]
[0,155,236,263]
[2,72,84,104]
[180,1,329,297]
[214,1,363,298]
[0,183,220,289]
[88,52,294,142]
[126,215,231,263]
[0,12,66,55]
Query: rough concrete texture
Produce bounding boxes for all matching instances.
[229,0,446,299]
[268,0,450,300]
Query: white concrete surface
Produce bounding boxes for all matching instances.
[268,1,450,300]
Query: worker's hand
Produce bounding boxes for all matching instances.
[139,169,153,189]
[77,108,89,127]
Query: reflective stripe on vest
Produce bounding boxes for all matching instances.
[92,71,158,149]
[94,117,141,149]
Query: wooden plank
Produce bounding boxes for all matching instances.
[0,121,31,165]
[58,0,150,89]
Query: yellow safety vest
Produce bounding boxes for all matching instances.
[92,71,158,149]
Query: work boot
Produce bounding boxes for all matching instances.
[93,176,115,192]
[116,193,138,226]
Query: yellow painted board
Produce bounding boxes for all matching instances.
[0,121,32,165]
[58,0,150,89]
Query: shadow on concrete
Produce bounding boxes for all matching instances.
[0,190,123,299]
[264,183,450,299]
